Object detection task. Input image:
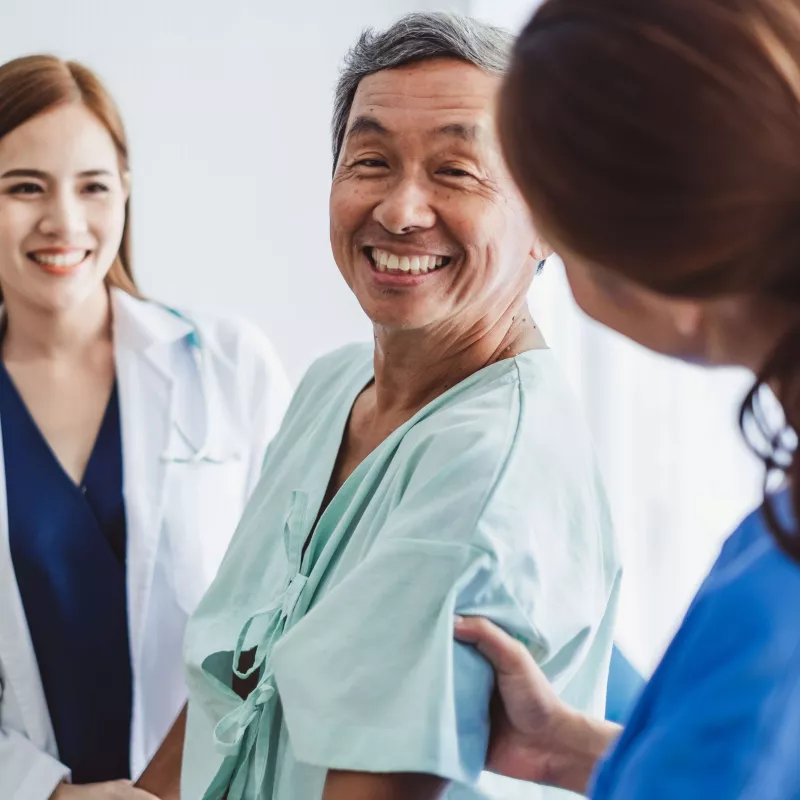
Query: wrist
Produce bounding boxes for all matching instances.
[541,708,621,795]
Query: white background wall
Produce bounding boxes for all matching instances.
[1,0,766,672]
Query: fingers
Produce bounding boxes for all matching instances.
[130,784,167,800]
[122,782,160,800]
[131,789,160,800]
[108,781,160,799]
[454,615,531,676]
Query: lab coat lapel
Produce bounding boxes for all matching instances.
[0,415,56,750]
[0,292,195,754]
[112,290,192,671]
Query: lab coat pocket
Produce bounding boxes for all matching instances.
[163,459,250,615]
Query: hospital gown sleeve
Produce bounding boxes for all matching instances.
[271,411,606,784]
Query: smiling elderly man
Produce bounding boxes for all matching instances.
[141,12,621,800]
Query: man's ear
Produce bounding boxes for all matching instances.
[530,234,553,273]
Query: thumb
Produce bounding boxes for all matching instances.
[454,615,530,677]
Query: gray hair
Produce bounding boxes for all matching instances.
[332,11,514,169]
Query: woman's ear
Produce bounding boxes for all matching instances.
[121,170,131,202]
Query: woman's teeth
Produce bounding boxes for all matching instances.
[29,251,88,269]
[370,248,449,275]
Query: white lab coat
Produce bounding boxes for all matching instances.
[0,288,292,799]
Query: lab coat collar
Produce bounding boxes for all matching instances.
[0,288,193,352]
[111,288,194,351]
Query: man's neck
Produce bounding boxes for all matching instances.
[2,285,113,362]
[371,301,545,418]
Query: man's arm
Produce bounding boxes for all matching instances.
[455,616,619,794]
[133,705,187,800]
[323,770,448,800]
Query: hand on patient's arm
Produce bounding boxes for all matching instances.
[455,616,620,796]
[323,770,448,800]
[132,704,187,800]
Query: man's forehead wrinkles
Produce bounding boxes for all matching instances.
[352,103,492,134]
[356,89,491,110]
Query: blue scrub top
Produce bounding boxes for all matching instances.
[1,360,133,784]
[592,492,800,799]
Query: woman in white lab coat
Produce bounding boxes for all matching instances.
[0,56,291,800]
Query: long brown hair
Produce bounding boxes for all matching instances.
[0,54,137,297]
[501,0,800,560]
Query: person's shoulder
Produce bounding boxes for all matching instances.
[512,349,596,448]
[405,349,598,465]
[404,349,617,570]
[715,492,796,566]
[184,307,282,368]
[295,341,373,396]
[129,297,291,418]
[122,292,281,369]
[269,342,372,430]
[703,495,800,645]
[402,355,524,474]
[305,341,373,375]
[405,350,606,502]
[638,500,800,796]
[654,495,800,723]
[184,309,293,417]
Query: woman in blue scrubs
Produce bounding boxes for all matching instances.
[454,0,800,796]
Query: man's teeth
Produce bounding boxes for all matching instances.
[30,251,87,268]
[370,248,448,275]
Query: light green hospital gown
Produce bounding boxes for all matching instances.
[182,344,621,800]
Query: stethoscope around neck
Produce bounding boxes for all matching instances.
[159,413,234,464]
[0,303,238,465]
[158,310,240,466]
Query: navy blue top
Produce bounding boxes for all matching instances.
[592,492,800,799]
[1,360,132,784]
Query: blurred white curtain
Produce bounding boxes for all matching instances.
[527,260,762,672]
[466,0,765,672]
